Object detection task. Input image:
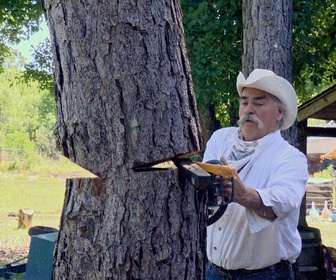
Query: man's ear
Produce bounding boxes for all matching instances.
[277,107,284,121]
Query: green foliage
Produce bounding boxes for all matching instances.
[292,0,336,102]
[4,131,34,150]
[312,164,334,179]
[20,38,54,92]
[181,1,242,127]
[35,126,58,158]
[0,55,57,168]
[0,0,44,72]
[1,150,42,171]
[2,131,42,170]
[182,0,336,127]
[307,118,330,126]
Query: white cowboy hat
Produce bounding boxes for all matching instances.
[236,69,297,130]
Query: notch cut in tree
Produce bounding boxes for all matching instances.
[43,0,206,279]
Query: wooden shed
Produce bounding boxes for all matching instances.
[297,84,336,174]
[306,178,333,213]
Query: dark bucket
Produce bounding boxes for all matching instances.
[28,226,58,236]
[297,226,327,280]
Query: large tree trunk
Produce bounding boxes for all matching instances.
[242,0,293,79]
[241,0,306,227]
[241,0,297,144]
[43,0,206,279]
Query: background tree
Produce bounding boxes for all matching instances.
[241,0,308,226]
[43,0,205,279]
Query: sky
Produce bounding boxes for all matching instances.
[11,21,49,63]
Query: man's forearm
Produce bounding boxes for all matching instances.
[233,177,277,220]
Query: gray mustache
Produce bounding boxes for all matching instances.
[238,114,264,129]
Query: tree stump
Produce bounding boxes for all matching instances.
[18,208,34,229]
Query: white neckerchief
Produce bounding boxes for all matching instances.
[227,129,279,172]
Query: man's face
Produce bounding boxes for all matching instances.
[238,87,284,141]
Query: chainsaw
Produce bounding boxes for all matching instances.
[133,152,236,226]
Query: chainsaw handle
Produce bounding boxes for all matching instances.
[206,160,234,226]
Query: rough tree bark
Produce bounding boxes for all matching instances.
[242,0,293,80]
[241,0,307,226]
[43,1,206,279]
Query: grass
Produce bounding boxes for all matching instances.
[0,156,95,268]
[0,175,64,249]
[307,217,336,248]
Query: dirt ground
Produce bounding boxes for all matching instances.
[0,247,28,263]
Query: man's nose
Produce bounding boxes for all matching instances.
[243,103,255,114]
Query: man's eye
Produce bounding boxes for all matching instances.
[255,102,264,107]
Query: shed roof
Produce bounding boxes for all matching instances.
[297,84,336,122]
[297,84,336,138]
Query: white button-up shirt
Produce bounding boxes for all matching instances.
[203,127,308,270]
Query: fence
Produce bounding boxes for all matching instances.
[306,178,335,212]
[0,147,27,162]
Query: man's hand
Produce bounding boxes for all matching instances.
[223,175,277,220]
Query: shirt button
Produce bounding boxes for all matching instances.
[214,247,217,250]
[218,227,222,231]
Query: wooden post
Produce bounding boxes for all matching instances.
[18,208,34,229]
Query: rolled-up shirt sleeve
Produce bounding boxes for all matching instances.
[246,146,308,232]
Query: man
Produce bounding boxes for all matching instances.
[204,69,308,279]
